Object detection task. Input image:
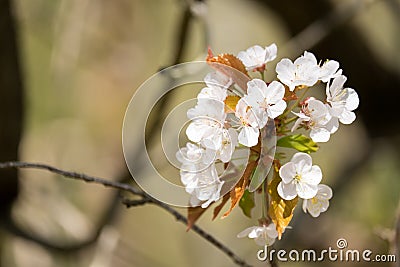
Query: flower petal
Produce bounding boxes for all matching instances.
[248,79,267,94]
[308,199,329,217]
[319,60,341,83]
[310,127,331,142]
[238,126,259,147]
[265,223,279,239]
[345,88,359,111]
[277,181,297,200]
[339,110,356,124]
[186,122,211,143]
[291,152,312,173]
[276,58,295,90]
[237,226,258,238]
[204,71,232,89]
[264,81,285,103]
[324,116,339,134]
[291,117,305,132]
[296,182,318,199]
[279,162,296,183]
[328,75,347,98]
[265,43,277,62]
[302,165,322,185]
[267,100,287,119]
[317,184,333,199]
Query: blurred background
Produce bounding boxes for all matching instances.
[0,0,399,266]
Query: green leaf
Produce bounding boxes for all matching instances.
[239,190,255,218]
[277,134,319,153]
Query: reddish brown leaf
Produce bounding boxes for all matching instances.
[212,193,230,220]
[283,86,298,101]
[187,206,208,231]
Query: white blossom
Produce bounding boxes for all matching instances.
[292,98,338,143]
[176,143,213,189]
[204,71,232,89]
[234,98,264,147]
[326,75,359,124]
[176,142,210,166]
[198,72,231,101]
[277,152,322,200]
[204,128,238,163]
[276,51,320,91]
[237,223,278,246]
[319,60,342,83]
[197,85,227,101]
[176,143,223,208]
[243,79,287,120]
[188,165,224,208]
[237,44,277,71]
[302,184,333,217]
[186,98,226,146]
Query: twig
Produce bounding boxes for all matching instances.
[126,198,252,267]
[0,161,252,267]
[0,161,145,197]
[121,198,152,207]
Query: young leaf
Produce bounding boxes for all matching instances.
[212,193,230,220]
[239,190,255,218]
[187,206,208,231]
[268,170,298,239]
[277,134,319,153]
[222,140,261,218]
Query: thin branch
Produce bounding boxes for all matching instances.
[121,198,152,207]
[128,198,253,267]
[0,161,252,267]
[1,0,215,257]
[0,161,145,197]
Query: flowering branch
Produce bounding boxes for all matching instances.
[0,161,252,267]
[176,42,360,249]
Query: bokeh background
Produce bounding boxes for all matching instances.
[0,0,399,266]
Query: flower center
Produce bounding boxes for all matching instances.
[258,98,269,109]
[294,173,302,182]
[239,116,249,127]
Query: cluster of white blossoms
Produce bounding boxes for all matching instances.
[176,72,234,209]
[278,52,359,143]
[177,43,359,247]
[277,152,333,217]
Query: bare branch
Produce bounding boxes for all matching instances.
[121,198,152,207]
[0,161,252,267]
[0,161,145,197]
